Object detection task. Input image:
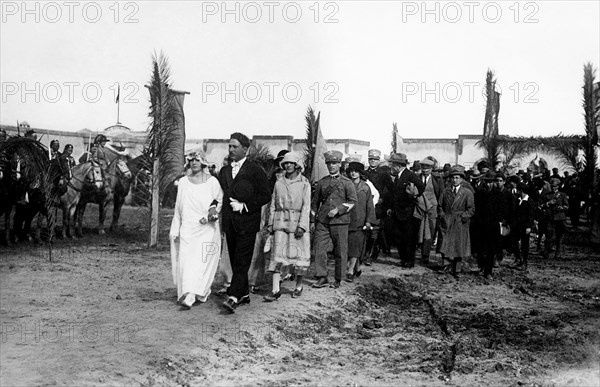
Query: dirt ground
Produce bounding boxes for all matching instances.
[1,205,599,387]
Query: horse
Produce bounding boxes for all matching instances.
[75,158,132,236]
[59,161,103,238]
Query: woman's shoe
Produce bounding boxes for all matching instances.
[181,293,195,309]
[263,291,281,302]
[345,273,354,283]
[250,286,260,294]
[292,287,303,298]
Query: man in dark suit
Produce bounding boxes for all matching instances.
[512,182,535,269]
[365,149,394,262]
[218,132,271,312]
[386,153,425,268]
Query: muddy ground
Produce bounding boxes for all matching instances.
[1,205,599,386]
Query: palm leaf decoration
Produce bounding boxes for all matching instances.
[391,122,398,154]
[303,106,319,178]
[247,142,273,172]
[477,69,501,169]
[145,52,184,198]
[0,136,57,255]
[539,134,585,171]
[582,62,599,198]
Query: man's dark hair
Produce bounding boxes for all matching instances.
[230,132,250,148]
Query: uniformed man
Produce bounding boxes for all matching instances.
[311,150,358,289]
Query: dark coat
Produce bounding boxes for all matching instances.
[514,196,535,231]
[218,159,271,235]
[366,165,394,218]
[348,179,376,230]
[389,168,425,222]
[473,188,506,255]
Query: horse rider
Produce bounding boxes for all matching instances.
[91,134,128,178]
[50,140,61,160]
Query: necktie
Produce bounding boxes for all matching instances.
[453,187,458,194]
[231,162,239,178]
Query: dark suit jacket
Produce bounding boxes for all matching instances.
[515,197,535,231]
[218,159,271,235]
[389,168,425,222]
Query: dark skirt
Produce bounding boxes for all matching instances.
[348,230,366,258]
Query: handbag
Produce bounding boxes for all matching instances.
[500,222,511,236]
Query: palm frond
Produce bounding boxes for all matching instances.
[303,106,318,178]
[247,142,273,172]
[145,52,184,197]
[582,62,599,197]
[480,69,501,168]
[391,123,398,154]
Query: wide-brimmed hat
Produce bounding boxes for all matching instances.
[482,171,497,181]
[411,160,421,172]
[94,134,109,143]
[347,161,365,173]
[388,153,409,165]
[324,150,343,163]
[449,165,466,178]
[280,152,304,171]
[275,149,289,164]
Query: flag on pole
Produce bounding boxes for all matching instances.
[310,113,329,183]
[115,84,120,103]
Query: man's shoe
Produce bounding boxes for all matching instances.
[363,258,372,266]
[222,298,237,313]
[345,273,354,283]
[330,281,341,289]
[312,277,329,288]
[292,287,303,298]
[355,270,362,278]
[238,294,251,305]
[263,291,281,302]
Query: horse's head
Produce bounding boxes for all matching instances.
[86,162,104,189]
[116,159,132,180]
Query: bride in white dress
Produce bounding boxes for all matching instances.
[170,151,223,309]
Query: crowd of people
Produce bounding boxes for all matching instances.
[169,131,584,314]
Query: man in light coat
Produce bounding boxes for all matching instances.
[439,165,475,278]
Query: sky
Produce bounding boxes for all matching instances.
[1,0,599,154]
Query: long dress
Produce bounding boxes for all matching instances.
[170,175,223,302]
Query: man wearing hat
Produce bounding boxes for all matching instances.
[218,132,272,312]
[439,165,475,278]
[365,149,394,261]
[311,150,357,288]
[92,134,128,178]
[386,153,425,268]
[417,157,444,264]
[472,171,507,281]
